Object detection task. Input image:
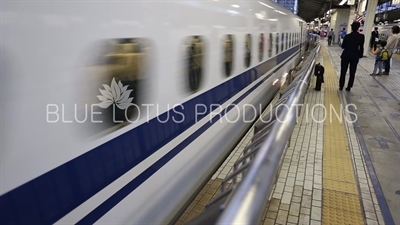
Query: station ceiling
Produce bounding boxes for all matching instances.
[298,0,391,22]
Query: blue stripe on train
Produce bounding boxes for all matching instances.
[0,46,300,225]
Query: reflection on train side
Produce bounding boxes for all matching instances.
[268,33,273,58]
[84,38,150,132]
[259,33,264,62]
[286,33,289,49]
[186,36,203,93]
[224,34,234,77]
[245,34,252,68]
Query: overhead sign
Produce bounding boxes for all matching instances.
[347,0,355,5]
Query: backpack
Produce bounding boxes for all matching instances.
[380,48,392,61]
[340,31,346,39]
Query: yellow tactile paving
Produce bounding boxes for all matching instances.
[323,179,359,195]
[322,190,363,214]
[323,166,356,183]
[323,156,353,168]
[321,47,364,224]
[322,207,364,225]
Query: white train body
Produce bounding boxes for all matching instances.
[376,23,398,41]
[0,1,307,224]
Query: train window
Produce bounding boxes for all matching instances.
[276,33,279,54]
[224,34,234,77]
[290,33,293,47]
[245,34,252,68]
[85,38,151,128]
[298,33,300,44]
[268,33,272,58]
[281,33,284,52]
[293,33,296,46]
[259,33,264,62]
[286,33,289,50]
[186,36,204,93]
[292,33,295,46]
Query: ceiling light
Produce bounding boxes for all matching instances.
[231,4,239,8]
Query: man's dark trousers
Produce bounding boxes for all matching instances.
[339,58,358,89]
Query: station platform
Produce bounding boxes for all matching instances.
[175,43,399,225]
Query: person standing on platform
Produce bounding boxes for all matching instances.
[328,29,334,45]
[370,27,379,51]
[370,40,387,76]
[382,25,400,75]
[339,28,346,47]
[339,21,365,91]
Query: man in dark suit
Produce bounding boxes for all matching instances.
[370,27,379,51]
[339,21,365,91]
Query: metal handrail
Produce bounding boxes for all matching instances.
[215,44,320,225]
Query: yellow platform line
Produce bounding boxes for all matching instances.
[321,47,364,224]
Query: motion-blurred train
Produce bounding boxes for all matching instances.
[375,23,400,41]
[0,1,310,224]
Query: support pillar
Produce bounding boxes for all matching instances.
[347,6,356,32]
[363,0,379,56]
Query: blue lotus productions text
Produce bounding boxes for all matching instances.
[46,103,358,124]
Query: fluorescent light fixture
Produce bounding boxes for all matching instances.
[258,1,274,9]
[272,79,279,85]
[339,0,347,5]
[283,73,288,78]
[268,18,278,21]
[231,4,239,8]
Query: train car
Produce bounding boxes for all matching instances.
[0,1,309,224]
[376,23,399,41]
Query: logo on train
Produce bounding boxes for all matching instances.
[97,78,134,110]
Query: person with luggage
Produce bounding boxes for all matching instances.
[370,40,388,76]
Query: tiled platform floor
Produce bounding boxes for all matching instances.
[176,43,399,225]
[325,43,400,225]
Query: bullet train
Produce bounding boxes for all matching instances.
[0,1,309,224]
[376,23,400,41]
